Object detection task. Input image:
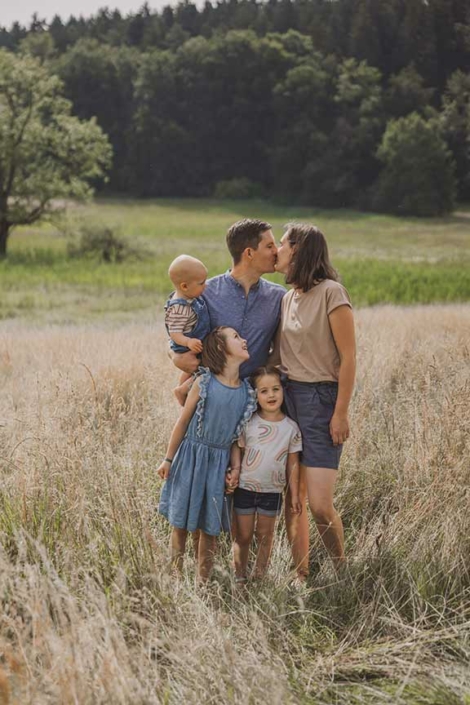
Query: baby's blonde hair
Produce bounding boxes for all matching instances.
[168,254,207,287]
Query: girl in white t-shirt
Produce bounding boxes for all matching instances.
[230,366,302,584]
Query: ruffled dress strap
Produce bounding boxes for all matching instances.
[195,367,212,437]
[232,379,257,442]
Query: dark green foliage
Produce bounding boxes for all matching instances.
[2,0,469,211]
[55,40,138,191]
[213,178,264,199]
[373,113,456,216]
[439,70,470,201]
[385,65,435,119]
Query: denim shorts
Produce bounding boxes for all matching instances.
[284,380,342,470]
[233,487,283,517]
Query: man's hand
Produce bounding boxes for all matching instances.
[157,460,171,479]
[187,338,203,354]
[290,495,302,514]
[329,412,350,446]
[172,350,200,374]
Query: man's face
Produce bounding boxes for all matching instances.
[248,230,277,274]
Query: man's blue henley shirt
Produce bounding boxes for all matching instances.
[203,272,285,378]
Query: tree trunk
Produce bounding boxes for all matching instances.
[0,219,9,259]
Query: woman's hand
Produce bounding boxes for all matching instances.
[329,412,350,446]
[157,460,171,479]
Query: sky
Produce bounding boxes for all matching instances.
[1,0,173,28]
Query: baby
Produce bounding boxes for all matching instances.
[165,255,211,404]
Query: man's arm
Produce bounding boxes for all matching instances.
[168,349,201,374]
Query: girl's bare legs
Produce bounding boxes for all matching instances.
[304,466,345,567]
[170,528,188,572]
[197,531,217,581]
[233,514,255,579]
[192,529,200,562]
[285,465,309,579]
[253,514,277,578]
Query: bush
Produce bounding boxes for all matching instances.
[373,113,456,216]
[213,178,264,200]
[67,225,151,263]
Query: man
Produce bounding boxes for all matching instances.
[174,218,285,379]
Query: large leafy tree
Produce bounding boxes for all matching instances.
[0,49,111,258]
[373,112,456,216]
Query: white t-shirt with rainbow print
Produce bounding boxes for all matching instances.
[238,413,302,494]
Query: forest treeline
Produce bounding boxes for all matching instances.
[1,0,470,214]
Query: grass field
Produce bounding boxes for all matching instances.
[1,198,470,322]
[0,198,469,701]
[0,306,469,703]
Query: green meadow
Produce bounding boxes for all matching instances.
[1,198,470,322]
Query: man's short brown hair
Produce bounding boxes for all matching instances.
[226,219,272,265]
[201,326,231,375]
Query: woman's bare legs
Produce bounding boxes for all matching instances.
[170,528,188,572]
[233,514,255,579]
[197,531,217,581]
[253,514,277,578]
[285,465,309,578]
[304,466,345,567]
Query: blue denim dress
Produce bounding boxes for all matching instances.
[159,369,257,536]
[164,295,211,354]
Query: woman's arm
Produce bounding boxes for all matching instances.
[328,305,356,446]
[286,452,301,513]
[157,378,201,478]
[267,321,282,367]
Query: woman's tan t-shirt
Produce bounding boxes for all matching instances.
[279,279,352,382]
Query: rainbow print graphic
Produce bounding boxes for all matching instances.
[258,422,278,444]
[271,469,286,488]
[243,447,262,471]
[240,479,263,492]
[275,448,288,466]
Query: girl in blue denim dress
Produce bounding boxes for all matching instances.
[158,326,256,581]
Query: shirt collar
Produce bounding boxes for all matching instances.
[224,270,261,291]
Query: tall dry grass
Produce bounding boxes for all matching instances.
[0,307,469,704]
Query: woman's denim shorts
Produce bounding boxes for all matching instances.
[233,487,283,517]
[284,380,342,470]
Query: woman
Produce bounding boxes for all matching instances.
[274,223,356,576]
